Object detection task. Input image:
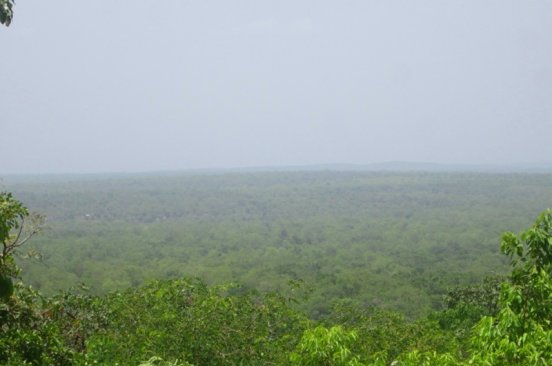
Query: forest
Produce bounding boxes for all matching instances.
[1,170,552,365]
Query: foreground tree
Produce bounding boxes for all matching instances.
[0,0,14,26]
[469,210,552,365]
[0,192,76,364]
[0,192,43,293]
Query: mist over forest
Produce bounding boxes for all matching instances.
[5,170,550,316]
[2,1,552,365]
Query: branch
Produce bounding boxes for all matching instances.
[0,0,14,27]
[12,216,25,247]
[1,213,44,261]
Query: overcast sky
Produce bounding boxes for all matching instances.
[1,1,551,174]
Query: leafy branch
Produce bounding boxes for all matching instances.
[0,192,44,277]
[0,0,14,27]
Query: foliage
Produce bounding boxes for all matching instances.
[0,193,78,365]
[138,357,193,366]
[1,192,28,279]
[290,325,364,366]
[1,192,44,281]
[325,301,460,364]
[0,0,13,26]
[83,278,308,365]
[470,210,552,365]
[389,350,460,366]
[429,276,503,352]
[1,180,551,365]
[0,282,78,365]
[13,172,551,318]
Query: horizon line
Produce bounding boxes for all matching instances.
[3,161,552,177]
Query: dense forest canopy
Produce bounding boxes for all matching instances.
[1,178,551,365]
[5,171,551,318]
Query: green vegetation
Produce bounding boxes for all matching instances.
[0,189,551,364]
[1,171,551,364]
[9,172,551,317]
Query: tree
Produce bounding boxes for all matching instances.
[0,0,14,26]
[1,192,76,365]
[1,192,31,299]
[0,192,43,288]
[290,325,365,366]
[470,210,552,365]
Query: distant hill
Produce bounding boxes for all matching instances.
[228,162,552,173]
[2,162,552,184]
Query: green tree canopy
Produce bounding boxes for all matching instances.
[469,210,552,365]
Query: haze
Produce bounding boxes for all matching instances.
[1,1,551,174]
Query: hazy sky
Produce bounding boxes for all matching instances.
[1,1,551,174]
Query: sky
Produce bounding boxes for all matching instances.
[1,1,551,174]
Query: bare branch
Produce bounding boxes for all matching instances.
[12,216,25,247]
